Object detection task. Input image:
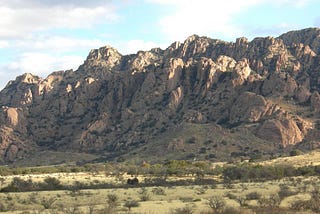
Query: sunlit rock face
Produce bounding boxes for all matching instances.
[1,28,320,163]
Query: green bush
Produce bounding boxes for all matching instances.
[42,177,62,190]
[290,149,303,156]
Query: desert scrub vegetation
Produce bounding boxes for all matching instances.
[0,178,320,213]
[1,159,320,213]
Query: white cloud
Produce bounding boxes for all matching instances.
[147,0,262,41]
[0,52,86,90]
[0,0,114,8]
[0,5,118,39]
[13,36,106,52]
[7,52,84,76]
[0,40,9,48]
[116,39,168,54]
[147,0,315,42]
[0,1,116,90]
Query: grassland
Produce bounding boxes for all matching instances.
[0,173,319,213]
[1,151,320,213]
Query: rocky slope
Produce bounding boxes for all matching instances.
[1,28,320,164]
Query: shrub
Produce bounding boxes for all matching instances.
[152,187,166,195]
[28,192,39,204]
[290,199,311,211]
[179,197,194,202]
[1,177,34,192]
[208,195,226,213]
[63,206,81,214]
[195,186,207,195]
[236,195,248,207]
[225,192,237,200]
[310,188,320,212]
[107,194,119,208]
[124,200,140,211]
[42,177,62,190]
[171,205,194,214]
[187,137,196,144]
[221,207,241,214]
[278,184,296,200]
[41,197,57,209]
[0,202,8,212]
[97,205,116,214]
[138,188,150,201]
[290,149,303,156]
[258,194,280,209]
[246,191,261,200]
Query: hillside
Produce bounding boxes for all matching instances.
[1,28,320,165]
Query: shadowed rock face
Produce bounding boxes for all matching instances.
[1,28,320,163]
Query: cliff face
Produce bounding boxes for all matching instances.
[1,28,320,164]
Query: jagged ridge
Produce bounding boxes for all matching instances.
[0,28,320,164]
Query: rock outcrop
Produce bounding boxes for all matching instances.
[1,28,320,163]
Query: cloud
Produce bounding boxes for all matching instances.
[146,0,262,41]
[0,40,9,48]
[147,0,315,41]
[116,39,168,54]
[0,50,88,90]
[5,52,84,77]
[13,36,106,52]
[0,3,118,39]
[0,38,167,90]
[0,0,115,9]
[0,0,119,89]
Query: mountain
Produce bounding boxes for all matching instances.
[1,28,320,165]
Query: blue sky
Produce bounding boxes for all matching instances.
[0,0,319,89]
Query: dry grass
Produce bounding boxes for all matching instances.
[11,151,99,167]
[0,173,319,213]
[261,150,320,167]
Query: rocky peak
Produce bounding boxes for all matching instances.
[184,34,200,43]
[129,50,162,74]
[1,28,320,164]
[5,73,41,87]
[0,73,42,107]
[236,37,249,46]
[279,27,320,54]
[17,73,41,84]
[84,45,122,68]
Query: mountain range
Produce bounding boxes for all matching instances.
[1,28,320,165]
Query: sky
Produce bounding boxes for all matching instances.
[0,0,319,90]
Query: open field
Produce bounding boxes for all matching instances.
[261,150,320,167]
[1,151,320,213]
[0,175,319,213]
